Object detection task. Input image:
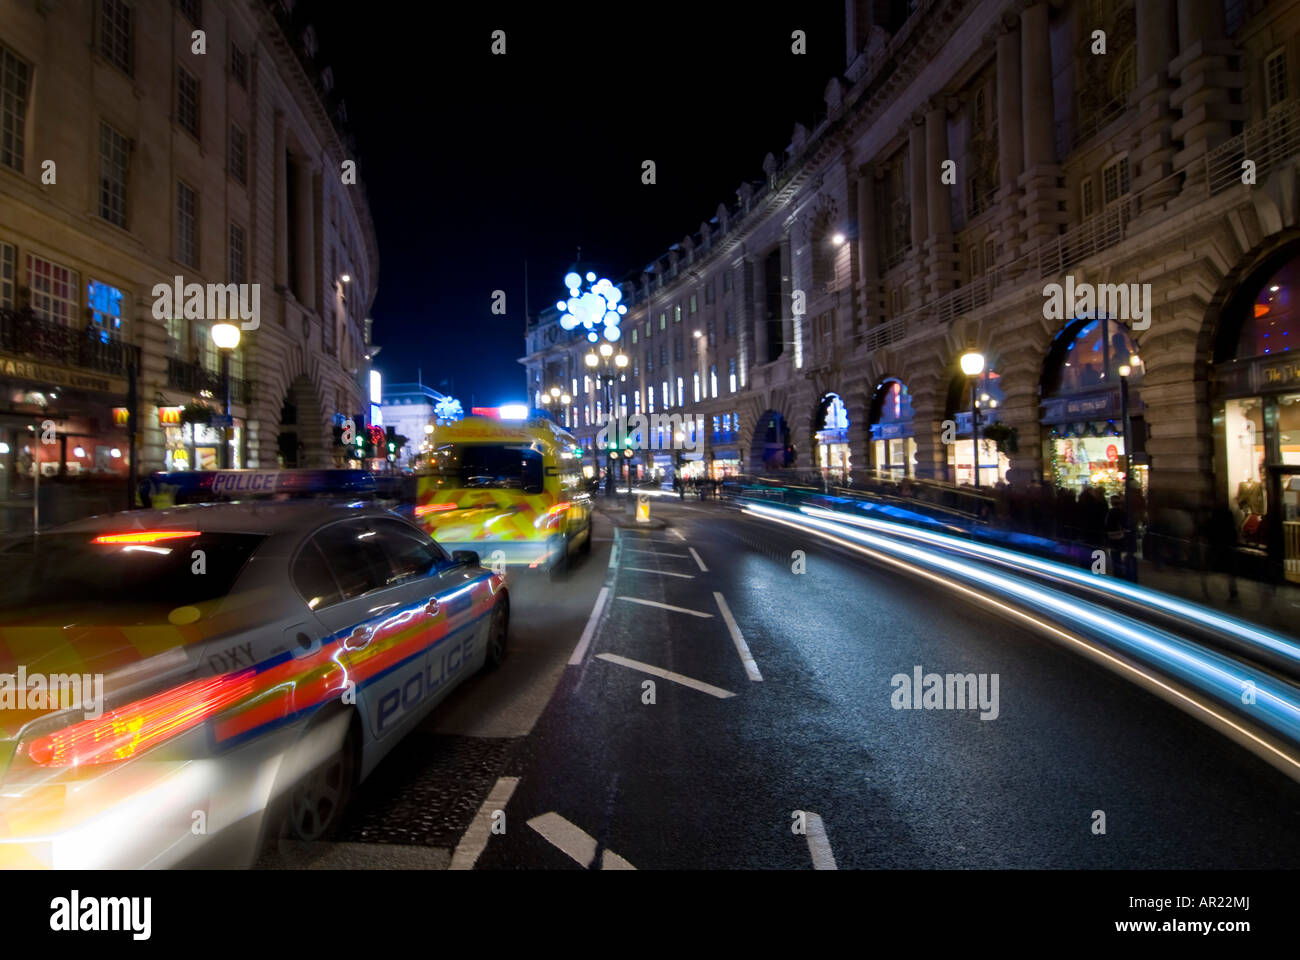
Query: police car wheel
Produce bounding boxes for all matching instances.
[286,720,357,842]
[482,603,509,672]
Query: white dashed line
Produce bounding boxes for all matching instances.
[688,547,709,572]
[621,548,689,558]
[620,567,696,579]
[569,586,610,665]
[615,596,713,618]
[803,812,837,870]
[668,528,686,541]
[596,653,737,698]
[526,812,637,870]
[449,776,519,870]
[714,591,762,681]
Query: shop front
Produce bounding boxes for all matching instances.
[945,366,1009,486]
[158,405,244,470]
[709,448,740,479]
[869,379,916,480]
[814,393,852,482]
[1040,317,1147,503]
[1212,248,1300,582]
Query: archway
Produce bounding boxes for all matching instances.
[276,374,325,468]
[868,379,916,479]
[1039,316,1144,501]
[750,409,791,470]
[813,393,851,481]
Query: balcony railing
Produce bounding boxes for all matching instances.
[167,356,252,405]
[860,99,1300,351]
[0,307,141,379]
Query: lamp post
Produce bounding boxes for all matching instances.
[211,322,241,468]
[1118,356,1139,581]
[587,345,627,497]
[959,349,985,489]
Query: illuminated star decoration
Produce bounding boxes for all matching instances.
[434,396,464,422]
[555,270,627,343]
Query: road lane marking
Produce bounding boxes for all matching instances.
[621,566,696,579]
[615,596,714,618]
[804,812,837,870]
[526,812,637,870]
[688,547,709,572]
[569,586,610,665]
[622,547,689,558]
[714,591,762,681]
[608,536,621,570]
[449,776,520,870]
[596,653,736,698]
[668,528,686,541]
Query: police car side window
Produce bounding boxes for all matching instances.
[292,540,343,610]
[372,519,444,583]
[312,521,395,599]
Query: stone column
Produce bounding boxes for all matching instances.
[1017,1,1067,247]
[780,236,795,366]
[997,356,1045,487]
[273,113,288,292]
[907,116,928,306]
[1132,0,1180,210]
[995,13,1024,262]
[748,256,768,366]
[293,158,316,310]
[924,99,961,297]
[1169,0,1243,191]
[908,372,946,482]
[855,169,884,327]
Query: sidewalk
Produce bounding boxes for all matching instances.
[591,495,668,530]
[1133,560,1300,638]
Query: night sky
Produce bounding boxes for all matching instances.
[312,2,845,408]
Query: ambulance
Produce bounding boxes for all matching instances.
[412,415,593,576]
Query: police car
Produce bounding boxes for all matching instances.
[0,470,509,868]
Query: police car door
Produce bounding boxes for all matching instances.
[300,518,438,742]
[368,518,485,711]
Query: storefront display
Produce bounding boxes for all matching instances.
[870,380,916,479]
[815,394,852,481]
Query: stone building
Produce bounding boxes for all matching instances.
[0,0,377,514]
[524,0,1300,581]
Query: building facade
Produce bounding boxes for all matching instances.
[523,0,1300,582]
[0,0,377,521]
[379,381,451,469]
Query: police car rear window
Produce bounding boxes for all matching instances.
[0,532,265,619]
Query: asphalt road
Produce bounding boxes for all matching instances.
[263,496,1300,869]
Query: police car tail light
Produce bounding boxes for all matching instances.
[91,530,202,545]
[25,669,258,767]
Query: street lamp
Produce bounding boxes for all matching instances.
[1118,359,1138,581]
[211,322,241,468]
[959,349,985,489]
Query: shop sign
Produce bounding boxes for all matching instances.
[112,407,129,426]
[712,448,738,460]
[1041,390,1117,424]
[871,422,913,441]
[1261,356,1300,390]
[0,357,123,394]
[158,406,183,426]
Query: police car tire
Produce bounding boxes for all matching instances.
[282,711,358,844]
[481,603,509,673]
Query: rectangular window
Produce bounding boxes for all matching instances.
[199,321,217,372]
[674,337,682,363]
[98,121,129,228]
[728,356,737,393]
[724,308,734,340]
[662,381,669,409]
[705,279,715,305]
[709,365,717,398]
[178,0,201,26]
[87,279,124,340]
[229,222,246,284]
[26,253,79,325]
[983,236,996,273]
[676,377,684,406]
[100,0,133,76]
[177,65,199,137]
[659,312,666,330]
[0,45,31,173]
[660,344,667,367]
[1081,178,1095,218]
[166,315,186,358]
[707,315,716,343]
[674,304,681,323]
[689,294,697,314]
[631,328,638,344]
[1266,48,1289,111]
[0,242,15,308]
[230,41,247,89]
[1102,155,1130,206]
[723,271,731,294]
[968,244,981,279]
[176,180,197,267]
[693,372,701,402]
[228,123,246,184]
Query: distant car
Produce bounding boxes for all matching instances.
[0,471,509,868]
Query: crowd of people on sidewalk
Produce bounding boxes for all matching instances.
[672,474,722,500]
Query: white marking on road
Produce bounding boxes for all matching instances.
[449,776,520,870]
[714,591,762,681]
[608,536,621,570]
[615,596,713,618]
[526,812,637,870]
[569,586,610,665]
[689,547,709,572]
[668,528,686,541]
[621,566,695,579]
[596,653,736,698]
[804,812,837,870]
[622,547,689,558]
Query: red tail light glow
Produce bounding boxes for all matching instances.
[91,530,202,544]
[415,503,458,517]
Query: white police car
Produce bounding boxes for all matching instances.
[0,470,509,868]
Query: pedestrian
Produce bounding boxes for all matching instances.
[1105,494,1128,577]
[673,474,683,500]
